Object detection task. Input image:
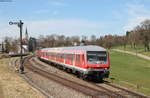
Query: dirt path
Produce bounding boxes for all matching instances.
[113,49,150,60]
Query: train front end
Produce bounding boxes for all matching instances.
[84,51,110,80]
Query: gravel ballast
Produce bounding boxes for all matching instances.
[22,56,93,98]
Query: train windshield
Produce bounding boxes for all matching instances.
[87,51,107,64]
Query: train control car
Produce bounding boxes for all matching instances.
[37,45,110,80]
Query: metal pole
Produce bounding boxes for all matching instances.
[2,42,4,53]
[9,20,24,74]
[19,20,24,73]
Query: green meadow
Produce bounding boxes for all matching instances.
[107,50,150,96]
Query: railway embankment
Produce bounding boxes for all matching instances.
[0,57,45,98]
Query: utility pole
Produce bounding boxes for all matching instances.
[9,20,24,74]
[2,42,4,53]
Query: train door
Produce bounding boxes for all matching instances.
[81,54,85,68]
[75,54,81,67]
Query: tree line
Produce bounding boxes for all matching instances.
[36,34,126,49]
[2,34,127,53]
[2,19,150,53]
[126,19,150,51]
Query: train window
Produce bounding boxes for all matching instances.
[66,54,69,60]
[76,55,80,63]
[70,54,75,61]
[87,51,107,64]
[53,53,55,58]
[60,53,63,59]
[65,54,74,61]
[49,52,52,57]
[59,53,61,58]
[82,55,84,62]
[55,53,57,58]
[72,54,75,61]
[62,54,64,59]
[65,54,68,60]
[68,54,71,60]
[52,53,54,57]
[60,53,62,59]
[57,53,59,58]
[59,54,60,58]
[50,53,52,57]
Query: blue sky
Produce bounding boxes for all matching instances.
[0,0,150,41]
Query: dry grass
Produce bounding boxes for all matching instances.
[0,82,4,98]
[0,58,46,98]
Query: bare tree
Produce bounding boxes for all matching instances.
[70,36,80,46]
[4,37,11,53]
[90,35,97,45]
[4,37,19,53]
[140,19,150,51]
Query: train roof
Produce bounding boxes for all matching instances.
[41,45,107,51]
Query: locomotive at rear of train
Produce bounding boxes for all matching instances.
[37,45,110,80]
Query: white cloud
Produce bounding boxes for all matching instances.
[49,1,66,6]
[0,24,20,41]
[123,3,150,31]
[123,16,149,31]
[34,9,49,14]
[34,9,59,16]
[52,10,59,15]
[25,19,103,36]
[0,19,104,39]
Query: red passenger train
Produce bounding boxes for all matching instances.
[37,45,110,80]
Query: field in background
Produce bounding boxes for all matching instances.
[106,50,150,96]
[114,45,150,57]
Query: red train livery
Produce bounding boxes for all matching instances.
[37,45,110,80]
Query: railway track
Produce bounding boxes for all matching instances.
[24,56,149,98]
[27,58,115,98]
[104,83,148,98]
[92,82,148,98]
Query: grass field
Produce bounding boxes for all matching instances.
[114,45,150,57]
[107,50,150,96]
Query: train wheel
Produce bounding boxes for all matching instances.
[82,74,88,80]
[95,77,103,83]
[63,67,66,70]
[67,68,71,73]
[75,71,81,78]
